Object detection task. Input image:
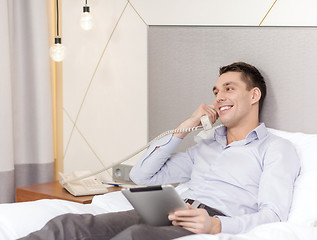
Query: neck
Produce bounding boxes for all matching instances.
[226,119,259,145]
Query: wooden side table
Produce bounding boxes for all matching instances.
[16,181,122,204]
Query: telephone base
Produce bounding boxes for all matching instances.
[59,171,109,197]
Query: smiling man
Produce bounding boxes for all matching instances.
[129,62,300,237]
[20,62,300,240]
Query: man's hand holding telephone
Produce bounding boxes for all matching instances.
[173,104,219,139]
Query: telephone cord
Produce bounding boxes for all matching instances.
[61,125,203,184]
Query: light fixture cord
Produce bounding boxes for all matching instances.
[56,0,60,36]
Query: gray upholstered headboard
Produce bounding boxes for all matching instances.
[148,26,317,150]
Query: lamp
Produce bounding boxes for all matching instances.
[50,0,66,62]
[80,0,94,31]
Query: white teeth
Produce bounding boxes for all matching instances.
[220,106,231,111]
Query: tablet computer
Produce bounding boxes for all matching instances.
[121,185,187,226]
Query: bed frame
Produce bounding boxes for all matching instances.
[148,26,317,150]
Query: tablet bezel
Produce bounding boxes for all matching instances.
[121,185,187,226]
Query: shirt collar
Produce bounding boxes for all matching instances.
[214,123,268,147]
[250,123,267,140]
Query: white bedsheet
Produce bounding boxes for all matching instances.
[176,223,317,240]
[0,191,316,240]
[0,198,107,239]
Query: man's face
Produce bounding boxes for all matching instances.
[212,72,256,128]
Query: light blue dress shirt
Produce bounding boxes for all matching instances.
[130,123,300,234]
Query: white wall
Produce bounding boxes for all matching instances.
[62,0,317,181]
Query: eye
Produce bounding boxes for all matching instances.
[226,87,233,91]
[213,91,218,96]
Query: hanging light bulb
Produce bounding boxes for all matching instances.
[80,1,94,31]
[50,0,66,62]
[49,37,66,62]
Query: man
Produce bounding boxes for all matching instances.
[129,62,300,235]
[20,62,300,240]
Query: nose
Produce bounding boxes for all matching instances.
[216,91,226,103]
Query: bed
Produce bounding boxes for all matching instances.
[1,26,317,239]
[0,128,316,239]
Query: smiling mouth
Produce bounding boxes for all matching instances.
[219,105,233,113]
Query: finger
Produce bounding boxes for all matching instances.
[175,210,208,219]
[168,214,175,221]
[210,111,218,124]
[169,203,192,219]
[171,219,197,226]
[173,221,202,234]
[210,108,218,116]
[204,106,218,123]
[174,220,200,228]
[171,217,199,228]
[202,105,215,116]
[173,217,209,234]
[209,106,218,116]
[207,104,216,112]
[174,209,199,217]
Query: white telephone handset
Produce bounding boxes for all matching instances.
[198,115,216,139]
[59,171,108,196]
[59,116,215,195]
[200,115,213,132]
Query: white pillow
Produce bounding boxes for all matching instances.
[268,128,317,226]
[287,171,317,226]
[268,128,317,174]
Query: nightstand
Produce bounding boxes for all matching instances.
[16,181,122,204]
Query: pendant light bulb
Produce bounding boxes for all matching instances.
[80,4,94,30]
[49,37,66,62]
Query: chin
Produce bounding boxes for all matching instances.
[221,122,231,128]
[218,117,231,127]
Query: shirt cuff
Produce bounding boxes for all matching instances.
[217,216,242,234]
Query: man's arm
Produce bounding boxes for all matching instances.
[129,134,194,185]
[130,104,218,186]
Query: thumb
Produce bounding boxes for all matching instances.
[186,203,193,209]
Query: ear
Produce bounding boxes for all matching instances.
[250,87,261,105]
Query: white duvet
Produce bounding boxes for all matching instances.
[0,191,131,239]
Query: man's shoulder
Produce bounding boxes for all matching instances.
[266,131,292,143]
[256,130,298,162]
[262,131,296,150]
[261,131,300,165]
[261,132,301,173]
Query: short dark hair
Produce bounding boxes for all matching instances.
[219,62,266,113]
